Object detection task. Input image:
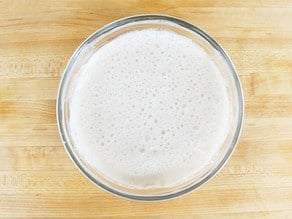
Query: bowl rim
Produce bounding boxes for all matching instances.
[56,14,244,202]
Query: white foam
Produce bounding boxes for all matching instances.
[69,29,231,188]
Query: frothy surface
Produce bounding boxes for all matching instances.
[69,29,231,188]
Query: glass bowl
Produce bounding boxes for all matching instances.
[56,14,244,201]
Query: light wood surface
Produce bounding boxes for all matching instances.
[0,0,291,218]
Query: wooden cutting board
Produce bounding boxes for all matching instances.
[0,1,291,218]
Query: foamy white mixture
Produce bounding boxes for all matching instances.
[69,29,231,188]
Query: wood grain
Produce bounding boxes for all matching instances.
[0,0,291,218]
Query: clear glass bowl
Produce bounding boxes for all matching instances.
[57,14,244,201]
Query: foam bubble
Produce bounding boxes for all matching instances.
[69,28,231,189]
